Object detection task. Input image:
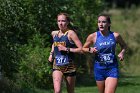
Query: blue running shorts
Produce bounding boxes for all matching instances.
[94,67,119,81]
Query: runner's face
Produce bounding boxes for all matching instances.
[57,15,69,31]
[98,16,110,31]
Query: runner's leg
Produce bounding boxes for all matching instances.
[65,76,76,93]
[52,70,63,93]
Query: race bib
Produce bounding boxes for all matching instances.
[55,55,69,66]
[99,53,114,63]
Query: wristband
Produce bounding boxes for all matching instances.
[89,47,91,52]
[66,48,70,53]
[50,52,53,55]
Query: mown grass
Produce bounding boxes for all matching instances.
[117,75,140,93]
[60,74,140,93]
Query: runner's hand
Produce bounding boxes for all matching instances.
[57,45,67,51]
[48,55,53,62]
[90,47,98,54]
[118,52,124,61]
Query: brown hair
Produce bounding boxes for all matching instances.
[57,13,78,32]
[97,13,111,31]
[57,13,71,23]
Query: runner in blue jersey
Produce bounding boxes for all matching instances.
[83,14,127,93]
[48,13,82,93]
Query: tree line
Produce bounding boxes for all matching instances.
[105,0,140,8]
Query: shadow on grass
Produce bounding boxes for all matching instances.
[76,74,96,87]
[118,75,140,87]
[119,81,140,87]
[76,73,140,88]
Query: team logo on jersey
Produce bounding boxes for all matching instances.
[54,41,66,46]
[99,41,115,46]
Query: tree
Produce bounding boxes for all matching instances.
[0,0,104,91]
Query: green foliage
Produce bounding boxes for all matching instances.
[71,0,104,43]
[0,77,21,93]
[0,0,104,91]
[17,33,52,89]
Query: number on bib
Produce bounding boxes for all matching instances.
[99,53,114,63]
[55,55,69,66]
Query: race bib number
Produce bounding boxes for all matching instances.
[55,55,69,66]
[99,53,114,63]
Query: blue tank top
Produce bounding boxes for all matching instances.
[53,31,75,66]
[94,31,118,69]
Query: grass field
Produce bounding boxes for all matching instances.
[35,75,140,93]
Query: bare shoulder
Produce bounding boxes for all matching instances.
[87,32,96,38]
[51,30,59,37]
[89,32,96,39]
[86,32,97,43]
[67,30,78,39]
[113,32,125,43]
[92,32,97,37]
[113,32,120,38]
[68,30,76,35]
